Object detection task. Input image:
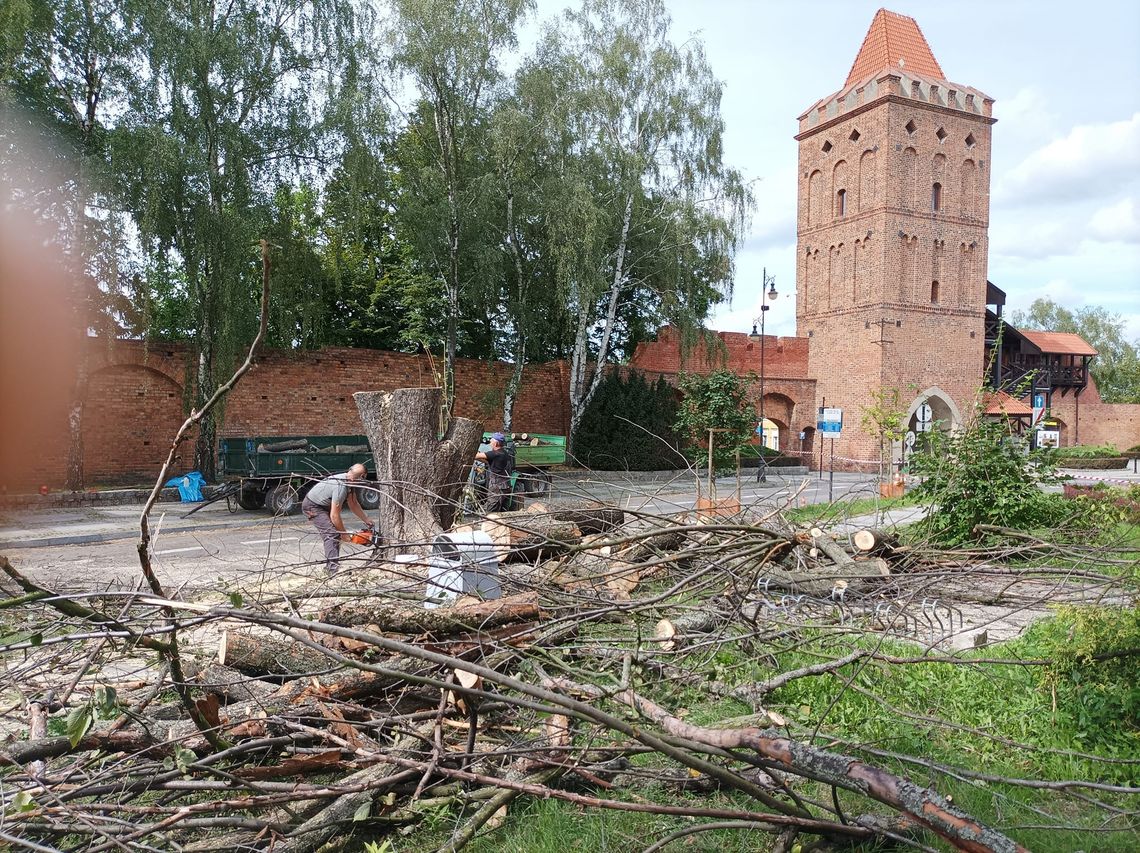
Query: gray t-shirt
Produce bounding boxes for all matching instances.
[306,473,351,509]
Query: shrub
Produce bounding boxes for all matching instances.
[1050,444,1123,459]
[572,371,681,470]
[908,413,1068,545]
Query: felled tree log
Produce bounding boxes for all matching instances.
[537,503,625,535]
[218,631,338,680]
[656,598,733,651]
[480,511,582,562]
[852,528,900,554]
[178,661,277,704]
[1,729,160,767]
[319,594,542,634]
[801,529,856,568]
[354,387,483,548]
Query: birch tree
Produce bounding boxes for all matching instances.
[537,0,751,448]
[119,0,360,477]
[388,0,532,413]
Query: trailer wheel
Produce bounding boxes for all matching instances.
[357,482,381,511]
[266,483,300,516]
[236,484,266,511]
[518,470,552,499]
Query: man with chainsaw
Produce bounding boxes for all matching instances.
[302,463,373,575]
[475,432,515,512]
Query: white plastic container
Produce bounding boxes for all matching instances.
[424,531,501,608]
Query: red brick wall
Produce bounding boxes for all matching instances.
[628,327,818,455]
[1047,377,1140,450]
[4,339,573,490]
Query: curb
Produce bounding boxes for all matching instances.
[0,512,275,551]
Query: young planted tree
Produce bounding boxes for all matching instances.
[860,386,907,488]
[674,370,757,470]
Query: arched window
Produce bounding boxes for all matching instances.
[931,281,940,303]
[836,188,846,217]
[931,182,942,212]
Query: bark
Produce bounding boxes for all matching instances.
[655,597,733,651]
[479,511,582,562]
[606,689,1028,853]
[218,631,338,680]
[354,387,483,549]
[502,177,527,433]
[1,730,159,767]
[543,505,625,535]
[801,529,856,568]
[319,594,542,634]
[181,662,278,704]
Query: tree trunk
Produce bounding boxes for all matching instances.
[319,594,541,634]
[218,631,335,680]
[656,598,732,651]
[476,511,582,562]
[852,529,899,554]
[354,387,483,549]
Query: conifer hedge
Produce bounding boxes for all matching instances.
[571,372,681,470]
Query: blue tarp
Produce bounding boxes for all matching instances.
[164,471,206,502]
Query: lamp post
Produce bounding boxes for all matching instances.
[748,268,778,483]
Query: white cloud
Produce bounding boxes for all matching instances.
[992,86,1059,144]
[1088,197,1140,244]
[989,217,1083,260]
[995,112,1140,206]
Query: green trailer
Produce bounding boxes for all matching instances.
[219,432,566,514]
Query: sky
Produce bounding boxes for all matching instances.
[530,0,1140,341]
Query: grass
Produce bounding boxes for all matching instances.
[400,603,1140,853]
[783,490,924,525]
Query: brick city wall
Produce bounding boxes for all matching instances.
[7,339,574,490]
[628,326,819,456]
[1047,378,1140,451]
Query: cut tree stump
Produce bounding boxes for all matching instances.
[218,631,336,680]
[354,387,483,549]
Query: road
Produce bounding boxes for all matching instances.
[2,466,1135,592]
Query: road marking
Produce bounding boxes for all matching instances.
[241,536,300,546]
[153,546,205,555]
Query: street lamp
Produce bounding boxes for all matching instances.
[748,268,778,483]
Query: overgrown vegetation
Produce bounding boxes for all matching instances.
[907,406,1106,545]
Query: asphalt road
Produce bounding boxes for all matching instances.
[2,466,1135,592]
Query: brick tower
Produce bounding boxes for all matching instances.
[795,9,995,465]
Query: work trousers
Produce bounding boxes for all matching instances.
[302,498,341,574]
[485,474,513,513]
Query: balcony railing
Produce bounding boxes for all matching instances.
[996,359,1087,390]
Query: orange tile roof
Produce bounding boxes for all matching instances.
[982,391,1033,417]
[1019,330,1098,357]
[845,9,945,87]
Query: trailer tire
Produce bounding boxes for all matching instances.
[266,483,300,516]
[236,485,266,511]
[518,470,552,499]
[357,482,380,511]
